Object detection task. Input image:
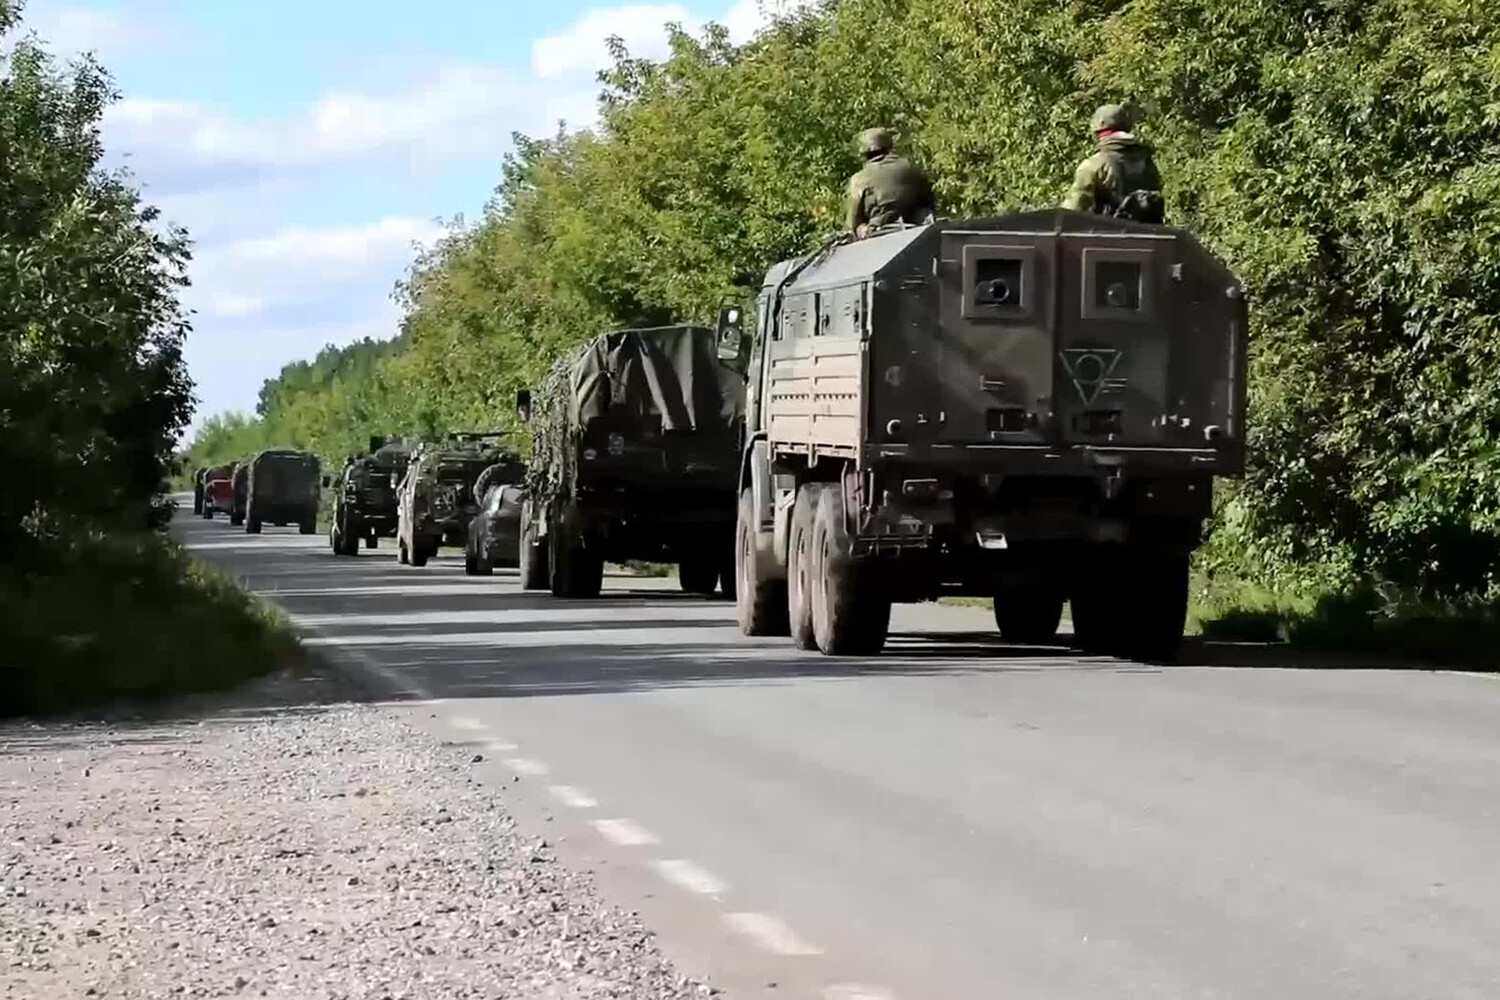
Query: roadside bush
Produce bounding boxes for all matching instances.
[0,531,303,716]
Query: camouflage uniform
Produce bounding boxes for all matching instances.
[1063,105,1164,222]
[847,128,935,236]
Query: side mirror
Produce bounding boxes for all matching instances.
[515,388,532,425]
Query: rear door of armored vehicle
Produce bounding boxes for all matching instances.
[903,215,1243,467]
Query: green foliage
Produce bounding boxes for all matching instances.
[0,1,193,546]
[191,0,1500,615]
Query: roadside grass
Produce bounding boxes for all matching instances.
[0,529,304,717]
[1191,574,1500,669]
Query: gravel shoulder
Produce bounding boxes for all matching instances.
[0,667,709,1000]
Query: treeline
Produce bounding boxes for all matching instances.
[189,0,1500,615]
[1,0,298,713]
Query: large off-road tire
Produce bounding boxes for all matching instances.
[410,540,429,567]
[245,511,261,534]
[993,588,1065,645]
[329,521,344,555]
[679,553,719,596]
[364,535,378,549]
[549,509,602,599]
[1070,548,1189,662]
[734,487,789,637]
[518,499,549,591]
[299,512,316,536]
[398,537,410,565]
[809,483,889,656]
[230,511,243,527]
[786,484,821,650]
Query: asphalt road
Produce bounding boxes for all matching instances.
[177,504,1500,1000]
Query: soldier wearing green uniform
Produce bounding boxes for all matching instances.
[1063,104,1165,223]
[847,127,935,238]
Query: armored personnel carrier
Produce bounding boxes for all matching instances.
[243,448,321,534]
[329,436,411,556]
[516,326,746,598]
[395,432,517,567]
[729,210,1247,660]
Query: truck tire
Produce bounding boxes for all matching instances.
[245,509,261,534]
[810,483,889,656]
[329,520,343,555]
[518,499,549,591]
[299,513,316,535]
[993,588,1065,645]
[364,535,378,549]
[678,554,718,596]
[734,487,788,637]
[202,508,213,520]
[549,513,602,599]
[787,485,821,650]
[410,540,429,567]
[230,510,243,527]
[398,538,410,565]
[1070,548,1189,662]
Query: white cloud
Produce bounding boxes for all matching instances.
[532,5,692,79]
[105,65,531,176]
[188,216,445,321]
[530,0,812,81]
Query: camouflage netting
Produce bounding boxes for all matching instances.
[526,326,746,498]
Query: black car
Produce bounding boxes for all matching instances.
[464,482,525,575]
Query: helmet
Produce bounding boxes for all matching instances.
[1089,104,1133,133]
[860,127,894,155]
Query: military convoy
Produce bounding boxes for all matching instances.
[724,210,1246,659]
[195,208,1247,662]
[328,437,411,556]
[395,433,519,567]
[514,326,746,598]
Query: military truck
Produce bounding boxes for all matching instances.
[515,325,746,599]
[729,210,1247,660]
[395,433,516,567]
[242,448,321,534]
[328,436,411,556]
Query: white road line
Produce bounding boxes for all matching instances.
[485,739,520,753]
[650,858,728,896]
[590,818,659,847]
[722,911,823,956]
[1439,670,1500,681]
[825,985,897,1000]
[548,785,598,809]
[448,716,485,732]
[504,757,550,777]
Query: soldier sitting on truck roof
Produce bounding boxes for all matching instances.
[847,127,936,239]
[1062,104,1166,224]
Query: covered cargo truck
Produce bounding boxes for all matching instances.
[517,325,746,598]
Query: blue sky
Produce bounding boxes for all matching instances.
[16,0,802,431]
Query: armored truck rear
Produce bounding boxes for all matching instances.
[732,210,1247,660]
[244,449,321,534]
[396,433,516,567]
[329,436,411,556]
[517,325,746,598]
